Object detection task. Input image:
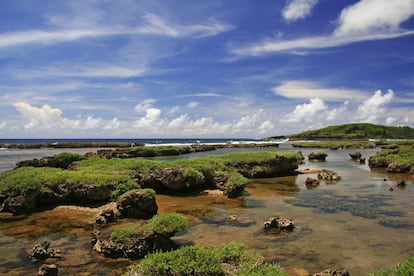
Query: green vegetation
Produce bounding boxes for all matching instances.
[369,255,414,276]
[0,166,132,194]
[292,141,375,149]
[369,145,414,173]
[142,213,188,237]
[128,241,286,276]
[226,172,248,188]
[129,145,190,156]
[290,123,414,140]
[0,151,301,199]
[111,213,187,242]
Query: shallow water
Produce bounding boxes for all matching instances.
[0,144,413,275]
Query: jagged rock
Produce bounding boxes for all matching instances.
[37,264,58,276]
[313,268,349,276]
[31,241,62,260]
[308,152,327,161]
[94,209,117,224]
[317,170,341,181]
[359,157,366,164]
[264,216,295,231]
[116,190,158,219]
[305,177,320,188]
[223,184,244,198]
[0,190,39,215]
[91,230,176,259]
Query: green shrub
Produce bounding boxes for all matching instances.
[111,224,142,242]
[110,179,141,200]
[369,255,414,276]
[128,241,286,276]
[226,172,248,188]
[142,213,187,237]
[183,167,205,187]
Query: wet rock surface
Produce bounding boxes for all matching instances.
[264,216,295,232]
[37,264,58,276]
[31,241,62,260]
[94,209,118,225]
[308,152,327,161]
[317,170,341,182]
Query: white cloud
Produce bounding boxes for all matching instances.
[134,108,162,128]
[0,122,6,129]
[273,81,365,101]
[135,99,156,113]
[187,101,199,108]
[282,0,318,22]
[0,13,232,49]
[232,0,414,56]
[356,89,394,123]
[283,98,328,123]
[335,0,414,36]
[13,102,63,122]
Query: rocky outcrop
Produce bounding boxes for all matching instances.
[349,152,365,164]
[264,216,295,232]
[116,190,158,219]
[94,209,118,224]
[308,152,327,161]
[37,264,58,276]
[31,241,62,260]
[317,170,341,182]
[0,190,39,215]
[91,230,176,259]
[313,268,349,276]
[369,158,413,174]
[230,156,300,178]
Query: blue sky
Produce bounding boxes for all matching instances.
[0,0,414,138]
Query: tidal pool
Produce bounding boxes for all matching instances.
[0,144,413,275]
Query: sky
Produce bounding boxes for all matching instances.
[0,0,414,138]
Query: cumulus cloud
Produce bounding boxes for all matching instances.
[14,102,63,123]
[283,98,328,123]
[0,121,6,129]
[356,89,394,123]
[273,81,365,101]
[134,108,162,128]
[334,0,414,36]
[134,99,156,113]
[282,0,319,22]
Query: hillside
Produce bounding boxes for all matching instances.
[287,123,414,140]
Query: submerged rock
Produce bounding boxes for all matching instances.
[264,216,295,232]
[37,264,58,276]
[305,177,320,188]
[31,241,62,260]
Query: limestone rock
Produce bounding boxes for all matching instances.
[264,216,295,231]
[313,268,349,276]
[31,241,62,260]
[116,190,158,219]
[37,264,58,276]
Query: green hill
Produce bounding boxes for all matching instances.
[288,123,414,140]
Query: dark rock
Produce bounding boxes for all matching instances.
[116,190,158,219]
[94,209,117,224]
[349,152,362,160]
[92,230,176,259]
[223,184,244,198]
[313,268,349,276]
[264,216,295,231]
[0,190,39,215]
[308,152,327,161]
[305,177,320,188]
[37,264,58,276]
[31,241,62,260]
[359,157,366,164]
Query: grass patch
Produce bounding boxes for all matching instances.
[292,141,374,149]
[369,255,414,276]
[111,213,187,242]
[128,241,286,276]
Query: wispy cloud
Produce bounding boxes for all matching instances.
[0,13,232,49]
[273,80,366,101]
[282,0,319,22]
[232,0,414,57]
